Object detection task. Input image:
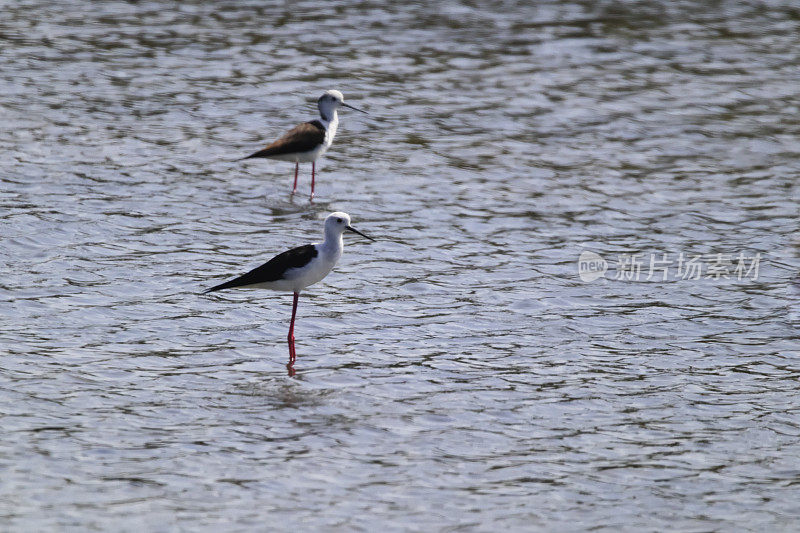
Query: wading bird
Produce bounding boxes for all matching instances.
[242,90,367,200]
[204,212,374,374]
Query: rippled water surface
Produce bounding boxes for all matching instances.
[2,0,799,530]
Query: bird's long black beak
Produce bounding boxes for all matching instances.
[346,225,375,241]
[342,102,368,114]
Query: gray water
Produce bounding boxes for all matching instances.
[2,0,799,530]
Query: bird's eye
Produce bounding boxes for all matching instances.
[336,218,343,223]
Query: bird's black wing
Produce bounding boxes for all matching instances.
[243,120,326,159]
[204,244,318,293]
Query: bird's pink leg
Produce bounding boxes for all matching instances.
[286,292,299,368]
[291,162,299,195]
[310,161,315,201]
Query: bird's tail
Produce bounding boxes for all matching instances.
[241,148,273,160]
[203,280,232,293]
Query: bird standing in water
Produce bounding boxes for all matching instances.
[242,90,367,200]
[204,212,374,374]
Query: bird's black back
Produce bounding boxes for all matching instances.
[204,244,318,293]
[244,120,326,159]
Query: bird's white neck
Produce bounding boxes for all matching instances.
[318,104,338,125]
[318,108,339,148]
[319,229,344,260]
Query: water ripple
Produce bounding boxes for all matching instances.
[1,0,799,530]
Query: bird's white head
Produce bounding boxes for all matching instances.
[324,212,374,242]
[320,90,345,105]
[325,211,351,234]
[317,90,367,121]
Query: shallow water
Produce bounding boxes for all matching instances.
[1,0,799,530]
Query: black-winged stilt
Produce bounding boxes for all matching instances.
[204,212,374,373]
[242,90,366,200]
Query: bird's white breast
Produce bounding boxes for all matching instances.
[287,115,337,163]
[318,115,338,157]
[281,241,342,292]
